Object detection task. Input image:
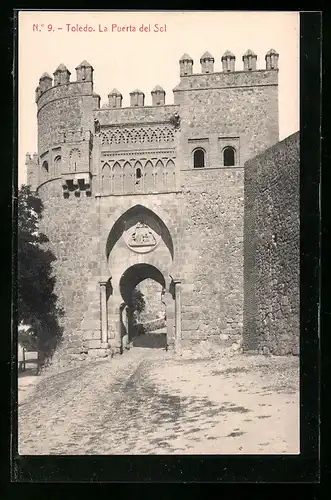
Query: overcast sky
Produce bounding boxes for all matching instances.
[18,10,300,185]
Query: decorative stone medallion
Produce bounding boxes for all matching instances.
[123,221,160,254]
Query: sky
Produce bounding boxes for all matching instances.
[18,10,300,185]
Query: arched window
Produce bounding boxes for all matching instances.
[223,147,235,166]
[155,160,164,191]
[134,162,143,192]
[123,161,134,193]
[165,159,175,191]
[42,161,49,173]
[69,148,80,172]
[54,156,61,176]
[112,162,123,194]
[193,149,205,168]
[101,163,111,194]
[144,160,154,192]
[136,167,142,180]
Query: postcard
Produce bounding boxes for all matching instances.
[17,10,300,458]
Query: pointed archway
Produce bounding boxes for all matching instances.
[105,204,174,262]
[103,204,178,353]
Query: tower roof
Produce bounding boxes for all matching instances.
[40,72,52,80]
[243,49,257,57]
[200,51,214,61]
[75,60,93,69]
[179,53,193,62]
[266,48,279,56]
[151,85,165,92]
[222,50,235,59]
[130,89,144,94]
[54,63,70,73]
[108,88,122,96]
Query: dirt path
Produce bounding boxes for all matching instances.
[18,348,299,455]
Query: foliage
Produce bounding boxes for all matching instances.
[130,288,146,323]
[17,185,63,355]
[131,288,146,313]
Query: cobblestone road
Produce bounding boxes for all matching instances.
[18,347,299,455]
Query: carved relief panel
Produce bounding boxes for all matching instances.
[100,126,175,148]
[122,221,161,254]
[69,148,81,172]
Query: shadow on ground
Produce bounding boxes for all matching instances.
[82,360,253,454]
[18,353,299,455]
[132,333,167,349]
[18,368,39,378]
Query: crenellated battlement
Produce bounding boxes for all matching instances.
[36,49,278,110]
[36,81,100,113]
[179,49,279,76]
[25,152,38,164]
[173,68,278,93]
[30,48,279,199]
[36,60,100,111]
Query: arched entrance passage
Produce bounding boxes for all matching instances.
[119,264,168,349]
[102,204,179,353]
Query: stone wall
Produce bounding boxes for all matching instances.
[35,185,182,366]
[35,164,244,366]
[180,167,244,344]
[95,104,179,126]
[136,279,165,322]
[175,69,279,169]
[37,82,98,156]
[174,69,278,92]
[36,179,101,368]
[177,86,278,168]
[243,131,300,355]
[29,55,283,368]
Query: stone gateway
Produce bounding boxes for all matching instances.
[25,50,299,367]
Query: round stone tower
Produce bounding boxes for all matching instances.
[27,61,100,195]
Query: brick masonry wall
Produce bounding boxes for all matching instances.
[244,131,300,355]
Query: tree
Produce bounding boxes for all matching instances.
[17,185,63,360]
[130,288,145,322]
